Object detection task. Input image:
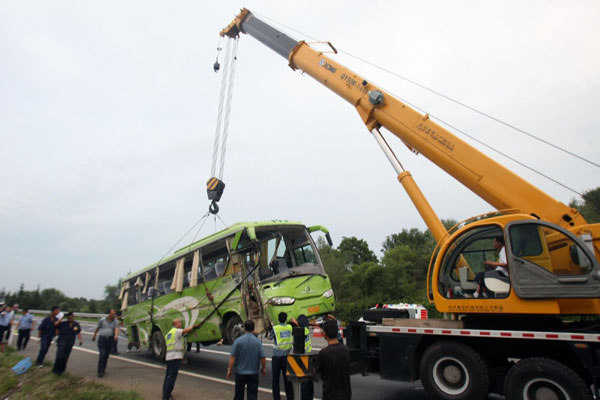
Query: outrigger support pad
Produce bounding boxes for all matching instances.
[207,177,226,214]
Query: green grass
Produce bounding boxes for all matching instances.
[0,348,142,400]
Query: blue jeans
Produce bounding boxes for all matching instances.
[234,374,258,400]
[36,336,53,366]
[272,356,293,400]
[163,359,181,400]
[97,336,114,374]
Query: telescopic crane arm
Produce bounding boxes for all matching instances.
[221,9,587,233]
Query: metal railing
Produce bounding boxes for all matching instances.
[28,309,107,319]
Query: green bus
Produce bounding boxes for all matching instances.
[119,220,335,360]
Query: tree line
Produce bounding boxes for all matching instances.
[3,284,121,314]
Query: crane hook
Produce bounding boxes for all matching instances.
[209,200,219,215]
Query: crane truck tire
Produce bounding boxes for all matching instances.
[224,314,244,345]
[151,330,166,361]
[419,340,489,400]
[503,357,592,400]
[362,308,408,323]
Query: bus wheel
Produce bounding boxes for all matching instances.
[151,330,166,361]
[504,357,591,400]
[419,340,489,400]
[225,315,243,345]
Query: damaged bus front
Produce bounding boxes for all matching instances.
[118,220,335,360]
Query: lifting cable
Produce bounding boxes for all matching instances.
[207,37,240,214]
[254,12,595,197]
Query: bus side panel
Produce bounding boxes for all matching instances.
[379,333,422,381]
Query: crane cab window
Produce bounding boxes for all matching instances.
[508,224,592,276]
[439,226,509,299]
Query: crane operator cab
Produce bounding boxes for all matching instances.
[430,212,600,316]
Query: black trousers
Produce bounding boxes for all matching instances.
[162,359,181,400]
[52,340,74,375]
[234,373,258,400]
[36,336,53,366]
[17,329,31,350]
[301,380,314,400]
[97,336,114,374]
[272,356,293,400]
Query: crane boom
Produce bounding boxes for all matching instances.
[221,9,587,230]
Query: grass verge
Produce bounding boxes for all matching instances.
[0,348,142,400]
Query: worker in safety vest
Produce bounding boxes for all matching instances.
[268,312,294,400]
[292,314,314,400]
[162,319,198,400]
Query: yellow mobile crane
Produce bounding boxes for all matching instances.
[222,9,600,400]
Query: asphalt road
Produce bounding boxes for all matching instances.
[15,317,428,400]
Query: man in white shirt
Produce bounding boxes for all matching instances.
[474,236,508,298]
[163,319,198,400]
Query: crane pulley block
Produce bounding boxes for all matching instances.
[207,177,226,202]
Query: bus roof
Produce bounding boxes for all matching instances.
[123,220,305,281]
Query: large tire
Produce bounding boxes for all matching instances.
[225,315,243,345]
[419,340,489,400]
[362,308,408,323]
[151,330,166,361]
[504,357,592,400]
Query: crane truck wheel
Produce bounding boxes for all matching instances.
[503,357,591,400]
[151,330,166,361]
[419,340,489,400]
[224,315,244,345]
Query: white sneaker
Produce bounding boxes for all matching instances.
[473,292,479,298]
[482,293,488,298]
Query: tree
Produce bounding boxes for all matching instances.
[101,283,121,313]
[337,236,377,266]
[570,187,600,223]
[317,237,349,297]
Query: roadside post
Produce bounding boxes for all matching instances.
[286,327,319,400]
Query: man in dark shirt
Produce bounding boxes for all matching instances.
[36,306,61,367]
[52,312,82,375]
[317,319,351,400]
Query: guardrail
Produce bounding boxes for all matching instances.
[29,309,107,319]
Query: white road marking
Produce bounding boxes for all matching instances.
[71,346,320,399]
[31,336,321,399]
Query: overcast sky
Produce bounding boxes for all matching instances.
[1,1,599,299]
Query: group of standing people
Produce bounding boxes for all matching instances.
[228,314,351,400]
[0,304,36,353]
[162,313,351,400]
[34,307,120,377]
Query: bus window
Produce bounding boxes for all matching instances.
[294,244,317,265]
[128,280,140,306]
[158,262,176,296]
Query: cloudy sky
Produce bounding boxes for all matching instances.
[1,1,598,299]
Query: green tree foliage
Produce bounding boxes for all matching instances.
[318,221,457,321]
[570,187,600,223]
[337,236,378,266]
[4,282,121,314]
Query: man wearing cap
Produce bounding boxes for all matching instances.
[52,312,82,375]
[162,319,198,400]
[269,312,294,400]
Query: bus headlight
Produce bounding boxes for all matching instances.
[268,297,296,305]
[322,289,334,298]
